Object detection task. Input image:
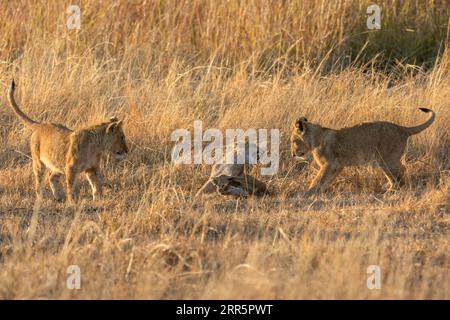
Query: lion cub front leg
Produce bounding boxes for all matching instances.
[306,163,342,197]
[85,167,103,201]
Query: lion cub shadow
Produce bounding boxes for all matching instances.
[33,187,115,214]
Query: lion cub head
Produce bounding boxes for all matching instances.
[290,117,312,159]
[106,117,129,160]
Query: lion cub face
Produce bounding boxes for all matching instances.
[290,117,311,159]
[106,118,129,160]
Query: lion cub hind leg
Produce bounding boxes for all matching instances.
[30,133,47,198]
[49,172,65,201]
[65,165,80,204]
[380,161,406,191]
[85,167,103,201]
[33,161,47,199]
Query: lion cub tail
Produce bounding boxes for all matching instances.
[403,108,435,136]
[7,80,39,129]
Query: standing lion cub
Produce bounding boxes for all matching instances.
[7,80,128,203]
[291,108,435,196]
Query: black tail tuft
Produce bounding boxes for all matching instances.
[10,79,15,90]
[419,107,431,113]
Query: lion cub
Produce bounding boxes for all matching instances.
[291,108,435,196]
[7,80,128,203]
[195,140,268,197]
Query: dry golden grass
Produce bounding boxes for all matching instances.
[0,0,449,299]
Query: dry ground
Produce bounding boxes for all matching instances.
[0,1,449,299]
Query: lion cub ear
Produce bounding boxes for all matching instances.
[106,120,123,133]
[295,117,308,132]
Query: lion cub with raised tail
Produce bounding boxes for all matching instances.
[291,108,435,196]
[7,80,129,203]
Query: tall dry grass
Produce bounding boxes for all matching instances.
[0,1,449,299]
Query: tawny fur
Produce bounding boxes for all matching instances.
[290,108,435,196]
[7,80,129,203]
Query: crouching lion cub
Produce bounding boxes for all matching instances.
[7,80,128,203]
[291,108,435,196]
[202,174,268,197]
[195,140,269,197]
